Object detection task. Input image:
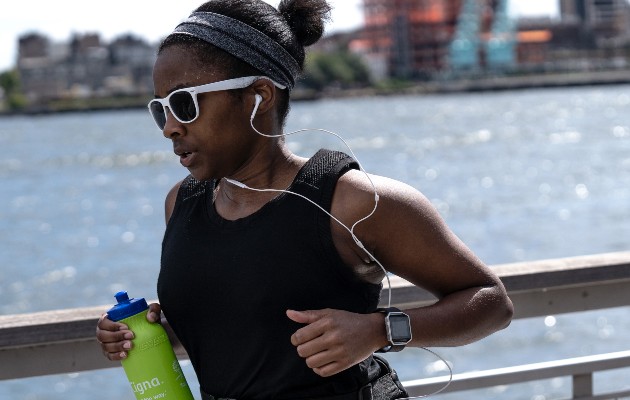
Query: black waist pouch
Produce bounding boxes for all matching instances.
[200,355,408,400]
[368,355,408,400]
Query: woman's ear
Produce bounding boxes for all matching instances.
[248,79,276,116]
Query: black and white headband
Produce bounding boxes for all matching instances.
[171,11,301,90]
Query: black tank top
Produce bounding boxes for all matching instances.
[158,149,383,399]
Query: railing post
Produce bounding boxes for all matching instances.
[573,373,593,398]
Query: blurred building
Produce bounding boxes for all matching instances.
[350,0,517,79]
[351,0,462,79]
[12,0,630,104]
[17,33,67,102]
[517,0,630,72]
[346,0,630,80]
[16,32,156,106]
[560,0,630,46]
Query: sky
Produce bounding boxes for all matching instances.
[0,0,558,72]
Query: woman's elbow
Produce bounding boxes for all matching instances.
[494,288,514,332]
[477,284,514,334]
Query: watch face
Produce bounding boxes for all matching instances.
[388,313,412,344]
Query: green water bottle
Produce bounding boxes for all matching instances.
[107,291,194,400]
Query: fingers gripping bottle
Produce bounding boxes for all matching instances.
[107,291,194,400]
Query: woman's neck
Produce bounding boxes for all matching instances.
[214,145,307,220]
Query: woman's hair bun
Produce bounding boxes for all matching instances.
[278,0,332,47]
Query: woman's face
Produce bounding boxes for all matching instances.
[152,45,259,181]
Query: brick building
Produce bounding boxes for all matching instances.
[349,0,515,79]
[351,0,463,79]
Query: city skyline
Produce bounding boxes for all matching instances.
[0,0,558,71]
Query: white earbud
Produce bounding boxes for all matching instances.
[249,94,262,121]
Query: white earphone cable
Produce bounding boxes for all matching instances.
[224,99,453,398]
[247,108,391,307]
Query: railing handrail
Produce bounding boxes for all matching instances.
[2,251,630,397]
[404,350,630,399]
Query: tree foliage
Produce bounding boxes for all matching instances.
[0,69,27,111]
[301,50,371,91]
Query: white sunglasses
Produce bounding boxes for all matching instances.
[147,76,286,130]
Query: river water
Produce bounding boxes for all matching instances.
[1,84,629,399]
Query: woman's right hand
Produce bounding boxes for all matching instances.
[96,313,134,361]
[96,303,162,361]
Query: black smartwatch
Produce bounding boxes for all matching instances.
[375,307,412,353]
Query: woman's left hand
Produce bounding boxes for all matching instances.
[287,308,385,377]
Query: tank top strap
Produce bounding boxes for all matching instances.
[293,149,360,209]
[171,175,214,210]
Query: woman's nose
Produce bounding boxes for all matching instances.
[162,108,185,139]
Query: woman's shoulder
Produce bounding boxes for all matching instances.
[164,180,184,225]
[337,169,427,206]
[333,169,442,240]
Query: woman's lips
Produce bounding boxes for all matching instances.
[179,151,193,167]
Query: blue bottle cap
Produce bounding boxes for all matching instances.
[107,291,149,321]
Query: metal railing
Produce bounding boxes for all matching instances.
[2,251,630,398]
[405,350,630,399]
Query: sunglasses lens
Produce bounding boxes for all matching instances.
[149,101,167,130]
[170,91,197,123]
